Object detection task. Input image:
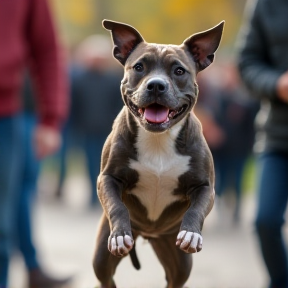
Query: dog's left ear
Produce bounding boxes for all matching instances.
[183,21,225,72]
[102,19,144,65]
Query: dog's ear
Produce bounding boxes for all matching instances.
[102,19,144,65]
[183,21,224,72]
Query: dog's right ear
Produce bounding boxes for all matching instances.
[102,19,144,65]
[183,21,225,72]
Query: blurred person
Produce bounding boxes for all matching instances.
[54,67,81,200]
[237,0,288,287]
[196,64,258,223]
[0,0,71,287]
[54,35,123,206]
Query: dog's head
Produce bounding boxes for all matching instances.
[103,20,224,133]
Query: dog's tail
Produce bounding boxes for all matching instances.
[129,244,141,270]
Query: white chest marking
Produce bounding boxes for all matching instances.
[129,123,191,221]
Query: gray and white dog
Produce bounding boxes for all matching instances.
[93,19,224,288]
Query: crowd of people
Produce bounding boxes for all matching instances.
[1,0,288,287]
[49,35,123,206]
[195,63,259,223]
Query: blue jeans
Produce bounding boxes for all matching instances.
[17,113,39,270]
[56,130,105,204]
[0,114,39,286]
[255,151,288,288]
[213,153,247,219]
[83,134,106,204]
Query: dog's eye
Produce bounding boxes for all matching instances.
[174,67,186,76]
[133,63,144,72]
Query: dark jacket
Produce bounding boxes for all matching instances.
[237,0,288,153]
[71,68,123,135]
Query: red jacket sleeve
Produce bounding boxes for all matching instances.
[26,0,69,129]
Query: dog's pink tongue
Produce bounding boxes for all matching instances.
[144,104,169,123]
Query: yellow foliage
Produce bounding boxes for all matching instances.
[51,0,94,26]
[164,0,194,16]
[49,0,247,51]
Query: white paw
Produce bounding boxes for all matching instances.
[108,234,134,257]
[176,230,203,253]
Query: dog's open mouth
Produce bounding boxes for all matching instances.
[134,103,188,124]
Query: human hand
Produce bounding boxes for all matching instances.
[276,71,288,103]
[203,122,226,149]
[195,108,226,148]
[33,124,61,159]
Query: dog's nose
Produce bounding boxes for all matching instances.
[146,78,168,95]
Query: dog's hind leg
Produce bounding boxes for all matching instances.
[149,233,192,288]
[93,213,122,288]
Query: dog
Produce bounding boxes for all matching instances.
[93,19,224,288]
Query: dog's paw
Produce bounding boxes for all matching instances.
[108,234,134,257]
[176,230,203,253]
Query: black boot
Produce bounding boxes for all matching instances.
[28,268,71,288]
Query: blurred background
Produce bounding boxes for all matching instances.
[8,0,276,287]
[51,0,245,58]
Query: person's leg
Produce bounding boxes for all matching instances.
[0,115,24,287]
[255,151,288,288]
[231,156,247,222]
[55,124,69,198]
[17,113,72,288]
[212,152,230,222]
[213,152,229,198]
[84,134,106,205]
[17,114,39,270]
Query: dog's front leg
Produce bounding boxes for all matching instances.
[98,174,134,258]
[176,185,214,254]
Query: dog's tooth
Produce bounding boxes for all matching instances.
[169,110,176,118]
[138,108,144,115]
